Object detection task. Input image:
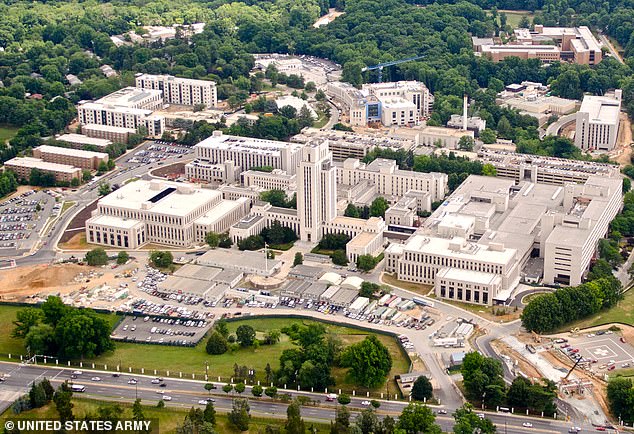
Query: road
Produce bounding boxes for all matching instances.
[0,362,576,433]
[599,34,624,64]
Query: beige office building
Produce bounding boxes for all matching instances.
[574,90,622,151]
[86,180,249,248]
[55,133,112,151]
[81,124,137,144]
[135,74,217,108]
[4,157,81,183]
[33,145,109,171]
[336,158,447,205]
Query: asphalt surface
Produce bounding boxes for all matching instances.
[0,362,576,433]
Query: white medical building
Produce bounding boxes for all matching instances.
[76,87,165,137]
[85,179,249,249]
[135,74,217,108]
[385,174,622,305]
[574,90,622,152]
[326,81,433,127]
[186,132,304,182]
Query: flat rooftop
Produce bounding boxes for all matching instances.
[195,132,302,156]
[98,179,221,217]
[579,94,621,124]
[348,230,381,248]
[36,145,109,159]
[195,199,246,225]
[56,134,112,148]
[5,157,80,174]
[173,264,222,281]
[87,215,142,229]
[420,126,473,137]
[197,248,281,273]
[95,86,162,106]
[79,102,154,116]
[403,235,517,265]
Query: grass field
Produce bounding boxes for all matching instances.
[565,288,634,329]
[0,125,18,144]
[0,398,332,433]
[485,10,534,29]
[0,307,409,395]
[381,273,433,296]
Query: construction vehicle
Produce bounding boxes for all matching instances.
[361,55,425,82]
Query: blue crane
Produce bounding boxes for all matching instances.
[361,55,426,83]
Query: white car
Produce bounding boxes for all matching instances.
[156,390,165,394]
[128,379,138,385]
[151,378,161,384]
[522,422,533,428]
[73,370,83,375]
[361,401,371,406]
[91,377,101,382]
[198,400,210,405]
[477,413,485,419]
[162,396,172,401]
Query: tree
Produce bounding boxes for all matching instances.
[98,182,111,196]
[344,203,360,218]
[369,197,389,218]
[71,177,80,187]
[116,251,129,265]
[206,232,220,248]
[236,325,256,347]
[453,404,496,434]
[206,331,228,355]
[235,382,246,395]
[480,129,497,144]
[293,252,303,266]
[204,383,215,395]
[457,136,475,151]
[285,400,306,434]
[607,377,634,425]
[337,393,351,405]
[356,255,379,272]
[25,323,56,355]
[223,384,233,394]
[359,282,380,298]
[397,403,442,434]
[519,15,531,29]
[252,385,263,397]
[461,352,505,406]
[331,250,348,266]
[330,406,351,433]
[54,310,114,359]
[265,386,278,398]
[482,163,497,177]
[12,307,43,338]
[218,233,233,248]
[85,248,109,266]
[228,398,250,431]
[29,381,49,408]
[149,251,173,269]
[53,382,74,422]
[411,375,433,401]
[264,329,281,345]
[132,399,145,422]
[340,335,392,388]
[41,296,69,327]
[319,233,351,251]
[203,401,216,426]
[214,319,229,338]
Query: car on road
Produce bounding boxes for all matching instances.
[522,422,533,428]
[112,373,120,377]
[437,409,448,415]
[477,413,485,419]
[73,370,83,375]
[159,383,167,388]
[162,396,172,401]
[198,398,215,405]
[128,379,138,385]
[91,377,101,381]
[568,427,582,433]
[596,427,606,431]
[361,401,371,406]
[151,378,161,384]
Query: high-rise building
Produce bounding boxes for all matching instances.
[574,90,622,152]
[297,140,337,242]
[135,74,217,108]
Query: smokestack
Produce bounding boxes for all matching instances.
[462,95,468,131]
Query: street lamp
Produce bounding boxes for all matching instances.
[205,360,209,381]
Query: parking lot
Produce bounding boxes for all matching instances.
[0,189,57,254]
[111,314,212,346]
[121,141,193,167]
[559,331,634,373]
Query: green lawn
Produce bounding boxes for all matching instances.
[0,307,410,395]
[0,125,18,144]
[564,288,634,329]
[0,398,332,433]
[486,10,534,29]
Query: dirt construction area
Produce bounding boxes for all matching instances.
[0,261,137,301]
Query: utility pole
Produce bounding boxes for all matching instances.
[264,242,269,274]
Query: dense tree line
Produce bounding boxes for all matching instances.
[12,296,114,359]
[462,352,557,415]
[0,171,17,198]
[520,276,622,333]
[607,377,634,426]
[259,189,296,209]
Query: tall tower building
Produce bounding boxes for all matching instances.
[297,140,337,242]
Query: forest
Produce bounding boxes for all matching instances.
[0,0,632,163]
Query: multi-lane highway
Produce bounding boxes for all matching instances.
[0,362,575,433]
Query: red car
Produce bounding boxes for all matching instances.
[608,365,616,371]
[570,349,580,354]
[596,427,606,431]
